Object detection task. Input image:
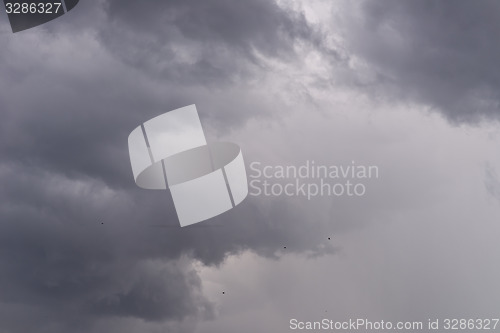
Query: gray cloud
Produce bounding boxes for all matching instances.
[2,0,500,332]
[339,0,500,123]
[99,0,316,87]
[0,1,338,332]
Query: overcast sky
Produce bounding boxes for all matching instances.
[1,1,500,332]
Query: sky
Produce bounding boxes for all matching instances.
[1,1,500,332]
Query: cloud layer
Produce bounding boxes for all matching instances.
[1,1,500,332]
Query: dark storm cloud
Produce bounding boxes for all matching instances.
[5,0,500,331]
[341,0,500,123]
[99,0,316,86]
[0,1,336,332]
[0,165,212,329]
[0,155,335,333]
